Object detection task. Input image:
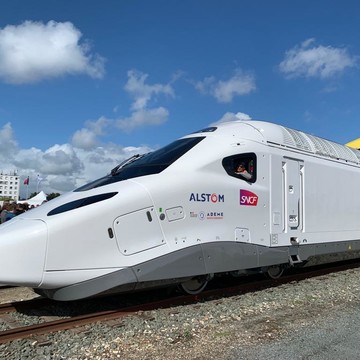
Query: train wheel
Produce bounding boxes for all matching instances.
[180,277,208,295]
[266,265,284,279]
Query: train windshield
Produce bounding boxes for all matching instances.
[75,137,205,191]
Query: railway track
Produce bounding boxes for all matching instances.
[0,259,359,344]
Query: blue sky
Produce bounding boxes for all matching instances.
[1,0,360,197]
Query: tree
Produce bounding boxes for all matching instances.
[29,192,38,199]
[0,196,13,202]
[47,193,61,201]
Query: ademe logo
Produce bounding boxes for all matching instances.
[240,189,258,206]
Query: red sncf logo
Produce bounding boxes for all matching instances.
[240,189,258,206]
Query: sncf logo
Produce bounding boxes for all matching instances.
[240,189,258,206]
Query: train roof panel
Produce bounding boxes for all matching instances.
[197,120,360,164]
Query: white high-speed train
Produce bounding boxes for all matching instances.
[1,120,360,301]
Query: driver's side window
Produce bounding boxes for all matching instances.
[222,153,256,182]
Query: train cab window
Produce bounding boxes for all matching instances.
[75,137,205,191]
[222,153,257,183]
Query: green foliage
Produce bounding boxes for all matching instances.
[29,192,38,199]
[0,196,13,201]
[47,193,61,201]
[27,192,60,201]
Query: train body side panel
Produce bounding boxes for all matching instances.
[269,146,360,248]
[141,138,272,252]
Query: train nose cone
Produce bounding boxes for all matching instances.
[0,218,47,287]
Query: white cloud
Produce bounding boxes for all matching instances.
[0,122,18,159]
[71,128,99,150]
[195,69,256,103]
[71,116,110,150]
[279,38,357,79]
[116,107,169,132]
[125,70,175,111]
[12,144,83,177]
[210,112,252,126]
[108,70,175,131]
[41,144,84,175]
[0,20,105,84]
[70,71,175,151]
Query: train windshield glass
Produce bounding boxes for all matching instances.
[75,137,205,191]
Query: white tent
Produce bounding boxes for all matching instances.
[18,191,47,206]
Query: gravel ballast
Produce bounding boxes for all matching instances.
[0,266,359,359]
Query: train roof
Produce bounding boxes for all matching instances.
[194,120,360,165]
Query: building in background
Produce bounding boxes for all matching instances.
[0,171,20,203]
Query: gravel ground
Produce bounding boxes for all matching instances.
[0,266,359,360]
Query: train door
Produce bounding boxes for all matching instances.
[282,158,304,232]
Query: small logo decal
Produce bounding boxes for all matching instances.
[189,193,225,203]
[240,190,258,206]
[206,212,224,220]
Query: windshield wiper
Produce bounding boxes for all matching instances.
[110,154,144,176]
